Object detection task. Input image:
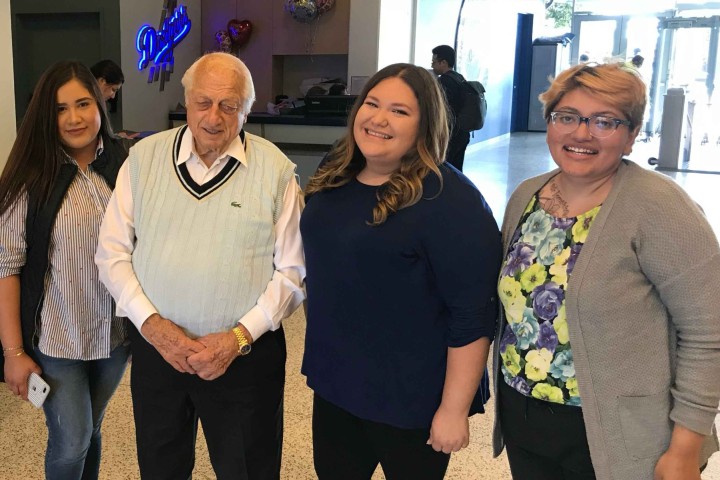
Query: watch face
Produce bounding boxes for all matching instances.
[239,343,252,356]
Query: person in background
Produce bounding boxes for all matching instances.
[90,59,124,102]
[493,62,720,480]
[96,52,306,480]
[631,54,644,69]
[90,59,141,140]
[328,83,348,96]
[301,63,501,479]
[0,60,131,480]
[431,44,472,172]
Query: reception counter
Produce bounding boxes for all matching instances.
[168,111,347,186]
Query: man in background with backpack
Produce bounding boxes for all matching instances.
[432,44,471,171]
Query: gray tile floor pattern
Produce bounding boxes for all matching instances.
[0,132,718,479]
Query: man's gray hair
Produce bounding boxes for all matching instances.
[182,52,256,114]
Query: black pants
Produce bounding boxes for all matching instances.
[129,325,286,480]
[445,131,470,171]
[312,394,450,480]
[499,380,596,480]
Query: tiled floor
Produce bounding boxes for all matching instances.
[0,132,718,479]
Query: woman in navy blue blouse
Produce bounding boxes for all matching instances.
[300,63,502,479]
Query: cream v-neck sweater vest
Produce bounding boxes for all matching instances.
[129,127,295,337]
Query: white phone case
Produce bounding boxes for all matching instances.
[27,372,51,408]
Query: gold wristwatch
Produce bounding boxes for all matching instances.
[231,326,252,356]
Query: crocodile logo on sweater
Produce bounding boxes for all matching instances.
[231,201,242,208]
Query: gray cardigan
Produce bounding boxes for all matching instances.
[492,160,720,479]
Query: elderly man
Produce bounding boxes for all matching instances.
[96,53,305,479]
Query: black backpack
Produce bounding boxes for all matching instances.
[446,71,487,131]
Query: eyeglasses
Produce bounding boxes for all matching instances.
[191,99,242,115]
[549,112,632,138]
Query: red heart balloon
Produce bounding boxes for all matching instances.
[227,19,253,48]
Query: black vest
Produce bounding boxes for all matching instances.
[1,135,128,380]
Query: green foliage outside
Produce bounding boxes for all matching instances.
[546,1,573,29]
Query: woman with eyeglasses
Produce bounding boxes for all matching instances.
[492,62,720,480]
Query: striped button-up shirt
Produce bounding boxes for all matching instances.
[0,144,127,360]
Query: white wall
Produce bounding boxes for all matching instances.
[0,0,16,171]
[347,0,381,91]
[120,0,202,132]
[413,0,462,66]
[378,0,414,69]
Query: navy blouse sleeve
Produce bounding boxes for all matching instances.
[421,169,502,347]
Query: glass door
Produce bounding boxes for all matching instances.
[571,15,627,64]
[648,16,720,172]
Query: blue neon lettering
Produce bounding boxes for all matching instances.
[135,5,191,72]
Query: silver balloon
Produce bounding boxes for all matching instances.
[215,30,232,53]
[287,0,318,23]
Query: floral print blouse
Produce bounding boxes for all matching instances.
[498,193,602,406]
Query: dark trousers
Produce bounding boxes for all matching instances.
[445,131,470,171]
[499,380,596,480]
[312,394,450,480]
[129,325,286,480]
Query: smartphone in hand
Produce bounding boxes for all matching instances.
[27,372,50,408]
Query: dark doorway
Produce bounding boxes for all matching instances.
[13,12,101,125]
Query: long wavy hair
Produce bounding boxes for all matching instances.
[0,60,113,216]
[305,63,449,226]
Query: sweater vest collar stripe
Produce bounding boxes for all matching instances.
[172,125,246,200]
